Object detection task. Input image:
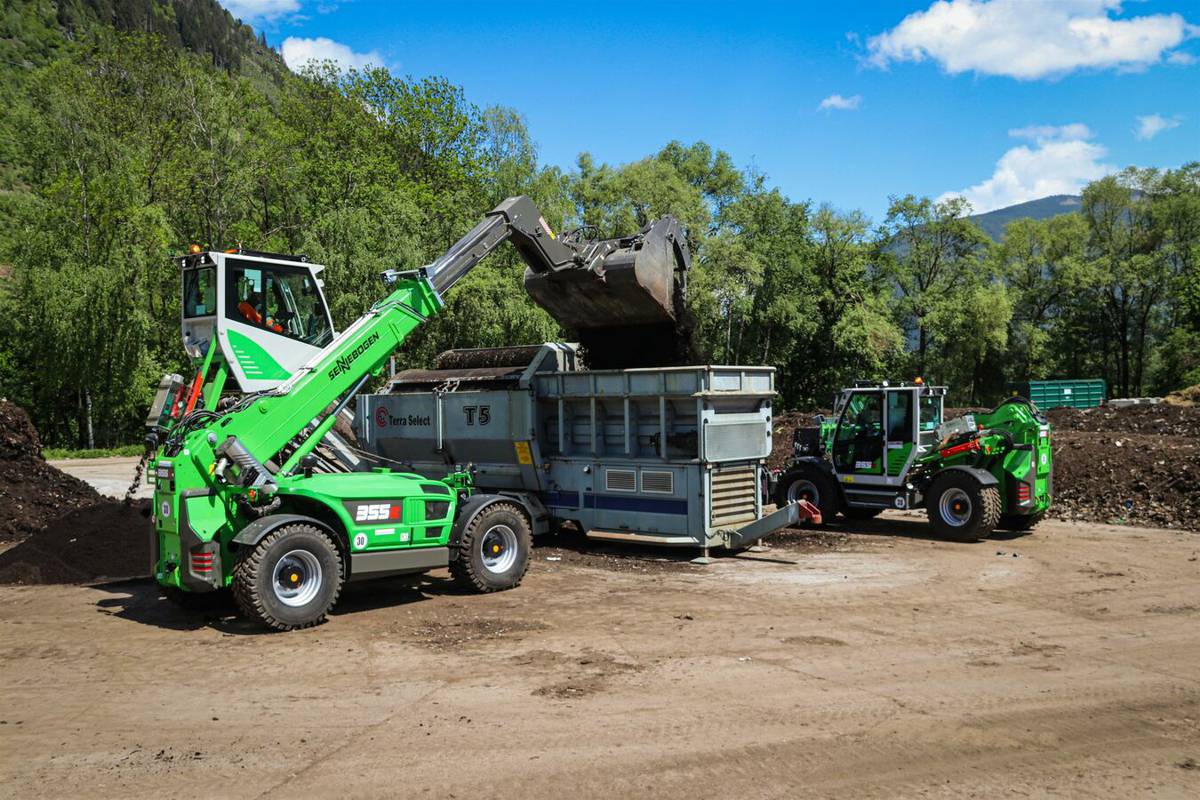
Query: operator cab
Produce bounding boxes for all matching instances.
[830,381,947,489]
[178,249,335,392]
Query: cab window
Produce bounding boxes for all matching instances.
[919,393,943,449]
[183,266,216,318]
[887,391,913,443]
[226,260,332,346]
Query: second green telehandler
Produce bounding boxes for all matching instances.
[773,381,1053,541]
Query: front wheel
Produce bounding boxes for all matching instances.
[925,472,1001,542]
[450,502,532,593]
[232,522,344,631]
[773,463,840,522]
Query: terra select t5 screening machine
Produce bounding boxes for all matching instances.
[356,343,816,559]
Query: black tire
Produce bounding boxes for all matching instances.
[998,512,1045,532]
[842,507,883,520]
[450,502,532,593]
[160,585,226,613]
[773,463,840,522]
[231,522,344,631]
[925,472,1002,542]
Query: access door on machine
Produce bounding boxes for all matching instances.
[832,391,885,478]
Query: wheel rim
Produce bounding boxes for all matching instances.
[480,524,518,574]
[273,549,323,607]
[938,488,973,528]
[787,479,820,506]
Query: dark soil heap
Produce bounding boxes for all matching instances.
[1048,403,1200,438]
[0,401,102,542]
[1048,404,1200,531]
[0,401,150,584]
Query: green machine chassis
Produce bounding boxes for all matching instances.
[774,383,1053,541]
[150,268,537,629]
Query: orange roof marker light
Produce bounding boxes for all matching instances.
[914,376,924,385]
[187,244,203,255]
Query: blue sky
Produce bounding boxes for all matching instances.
[227,1,1198,221]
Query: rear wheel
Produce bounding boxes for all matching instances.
[925,472,1001,542]
[773,463,840,522]
[232,522,344,631]
[998,512,1045,531]
[450,502,532,593]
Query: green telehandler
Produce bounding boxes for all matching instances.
[144,196,690,630]
[772,381,1053,541]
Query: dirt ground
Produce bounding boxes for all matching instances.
[2,514,1198,799]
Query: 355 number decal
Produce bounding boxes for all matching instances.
[355,503,400,522]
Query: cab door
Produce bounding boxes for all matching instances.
[832,391,885,477]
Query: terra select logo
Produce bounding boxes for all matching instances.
[374,408,432,428]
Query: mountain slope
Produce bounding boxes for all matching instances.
[2,0,285,81]
[969,195,1083,241]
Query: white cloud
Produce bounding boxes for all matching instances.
[281,36,383,72]
[221,0,300,21]
[938,129,1114,212]
[867,0,1198,80]
[1134,113,1182,140]
[1008,123,1094,143]
[818,93,862,111]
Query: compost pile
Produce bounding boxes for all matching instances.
[1048,404,1200,531]
[0,401,150,584]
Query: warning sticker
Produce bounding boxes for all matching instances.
[514,441,533,465]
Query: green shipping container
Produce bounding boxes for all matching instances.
[1009,379,1106,410]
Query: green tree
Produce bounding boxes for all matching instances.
[877,195,996,385]
[992,213,1087,380]
[1077,172,1170,396]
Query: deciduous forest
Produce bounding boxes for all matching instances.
[1,0,1197,447]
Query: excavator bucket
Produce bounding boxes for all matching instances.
[523,216,697,368]
[418,195,699,369]
[523,216,689,330]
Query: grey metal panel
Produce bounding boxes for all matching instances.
[349,546,449,580]
[704,420,770,461]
